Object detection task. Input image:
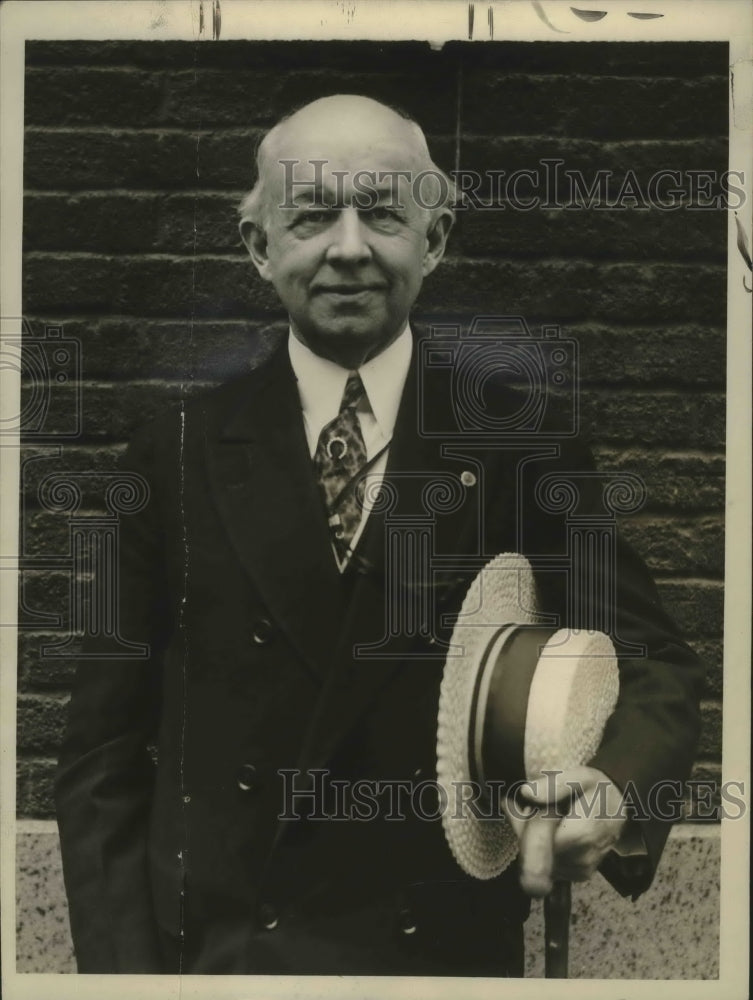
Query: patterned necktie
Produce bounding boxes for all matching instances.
[313,372,368,566]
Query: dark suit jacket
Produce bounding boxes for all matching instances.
[54,326,703,975]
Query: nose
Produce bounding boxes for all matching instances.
[325,207,372,265]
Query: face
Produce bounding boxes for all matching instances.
[241,101,453,368]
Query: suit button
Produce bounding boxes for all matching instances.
[398,907,417,935]
[236,763,260,792]
[258,902,278,931]
[252,618,275,645]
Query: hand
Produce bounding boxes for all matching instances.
[502,766,628,897]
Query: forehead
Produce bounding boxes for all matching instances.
[261,109,426,192]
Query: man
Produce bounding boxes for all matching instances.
[55,95,703,976]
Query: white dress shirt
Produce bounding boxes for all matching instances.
[288,323,413,567]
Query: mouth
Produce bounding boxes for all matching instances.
[314,284,386,296]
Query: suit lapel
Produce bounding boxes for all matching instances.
[205,346,345,683]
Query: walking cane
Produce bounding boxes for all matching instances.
[517,796,572,977]
[544,880,571,978]
[517,798,572,978]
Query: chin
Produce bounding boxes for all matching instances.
[307,329,385,366]
[312,318,383,342]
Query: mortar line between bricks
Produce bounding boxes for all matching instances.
[22,506,116,515]
[576,381,727,390]
[22,125,728,142]
[23,68,730,82]
[23,125,275,136]
[24,188,249,198]
[21,136,728,148]
[23,255,732,270]
[18,691,70,701]
[438,134,730,146]
[21,444,718,458]
[595,448,726,459]
[23,314,282,325]
[51,378,725,396]
[24,251,248,261]
[21,314,728,335]
[617,511,726,522]
[450,255,729,267]
[41,379,725,393]
[22,251,730,268]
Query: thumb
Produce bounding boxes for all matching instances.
[518,810,560,898]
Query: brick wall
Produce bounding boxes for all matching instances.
[18,40,727,818]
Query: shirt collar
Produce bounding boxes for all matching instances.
[288,323,413,441]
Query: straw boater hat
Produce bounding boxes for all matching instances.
[436,552,619,880]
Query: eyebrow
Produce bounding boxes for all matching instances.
[284,183,407,208]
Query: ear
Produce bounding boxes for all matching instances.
[239,219,274,282]
[422,208,455,278]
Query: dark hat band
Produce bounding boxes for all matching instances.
[470,625,558,793]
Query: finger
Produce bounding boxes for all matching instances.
[553,814,624,858]
[518,813,559,898]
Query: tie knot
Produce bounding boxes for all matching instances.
[340,372,365,413]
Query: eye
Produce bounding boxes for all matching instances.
[288,205,334,233]
[291,207,333,228]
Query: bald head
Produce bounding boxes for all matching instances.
[239,95,451,227]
